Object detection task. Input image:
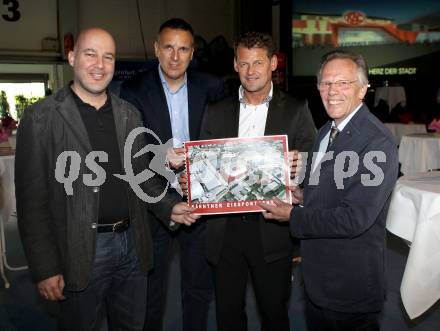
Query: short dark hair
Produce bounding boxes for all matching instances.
[234,32,275,58]
[159,18,194,36]
[317,50,369,86]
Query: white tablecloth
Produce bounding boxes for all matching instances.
[386,172,440,319]
[384,123,427,145]
[399,133,440,175]
[0,155,15,223]
[374,86,407,111]
[0,154,16,288]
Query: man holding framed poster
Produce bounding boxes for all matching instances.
[259,50,398,331]
[120,19,224,331]
[182,32,316,331]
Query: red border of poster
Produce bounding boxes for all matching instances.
[184,135,291,215]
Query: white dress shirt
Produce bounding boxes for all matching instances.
[311,103,363,174]
[238,83,273,137]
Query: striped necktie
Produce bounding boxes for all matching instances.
[327,126,339,149]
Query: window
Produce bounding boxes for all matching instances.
[0,73,48,120]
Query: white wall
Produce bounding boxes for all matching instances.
[0,0,235,89]
[76,0,235,59]
[0,63,65,91]
[0,0,58,53]
[0,0,235,60]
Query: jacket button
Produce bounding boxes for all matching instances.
[92,187,99,193]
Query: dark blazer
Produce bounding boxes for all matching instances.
[15,86,180,291]
[200,88,317,264]
[120,68,224,234]
[290,105,398,313]
[120,68,224,145]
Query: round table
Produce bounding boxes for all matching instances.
[0,154,14,288]
[398,133,440,175]
[0,152,27,289]
[0,154,15,224]
[386,171,440,319]
[384,123,426,145]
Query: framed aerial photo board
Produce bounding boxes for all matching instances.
[184,135,291,215]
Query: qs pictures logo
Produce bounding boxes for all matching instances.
[55,127,177,203]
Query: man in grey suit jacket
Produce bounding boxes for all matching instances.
[184,32,316,331]
[15,28,198,331]
[261,50,398,331]
[120,18,223,331]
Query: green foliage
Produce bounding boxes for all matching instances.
[0,91,17,141]
[0,90,11,118]
[14,94,43,120]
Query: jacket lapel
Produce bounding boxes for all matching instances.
[110,94,128,157]
[148,70,173,140]
[264,89,286,136]
[305,121,331,190]
[55,87,92,153]
[315,121,332,152]
[227,96,240,138]
[187,72,204,140]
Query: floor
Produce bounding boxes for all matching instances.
[1,216,439,330]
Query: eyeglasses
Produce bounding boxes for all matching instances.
[318,80,358,91]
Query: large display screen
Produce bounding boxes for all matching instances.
[291,0,440,77]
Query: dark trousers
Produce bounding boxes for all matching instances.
[58,228,147,331]
[213,216,292,331]
[144,220,212,331]
[305,293,381,331]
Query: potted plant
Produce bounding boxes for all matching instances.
[0,90,17,146]
[14,94,43,121]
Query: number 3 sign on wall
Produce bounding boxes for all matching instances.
[2,0,21,22]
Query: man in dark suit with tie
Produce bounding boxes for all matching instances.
[260,50,399,331]
[120,18,224,331]
[191,32,316,331]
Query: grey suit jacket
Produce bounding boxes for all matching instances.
[15,86,180,290]
[199,88,317,264]
[290,104,398,313]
